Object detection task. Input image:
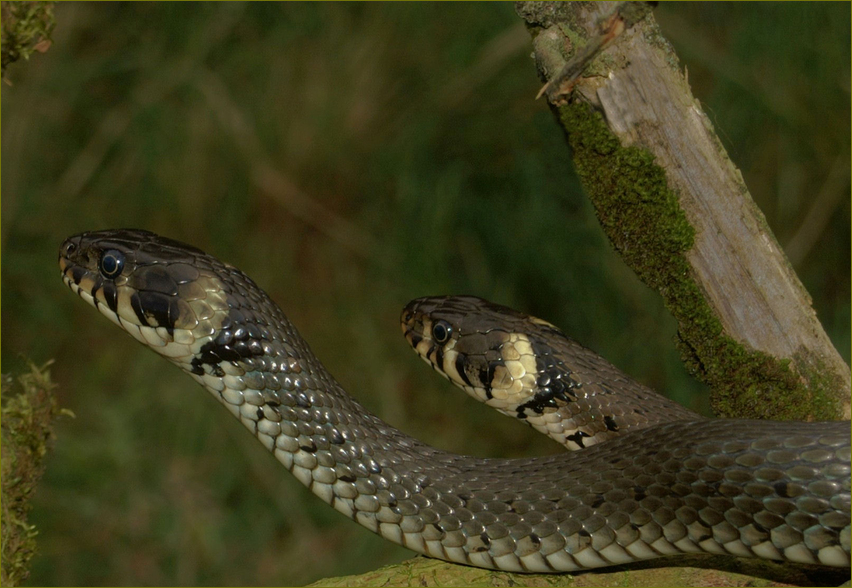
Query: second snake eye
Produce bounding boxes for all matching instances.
[431,320,453,344]
[99,249,125,279]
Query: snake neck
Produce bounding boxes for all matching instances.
[170,286,439,465]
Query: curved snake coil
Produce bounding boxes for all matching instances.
[59,229,850,573]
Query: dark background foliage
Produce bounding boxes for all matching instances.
[2,3,848,585]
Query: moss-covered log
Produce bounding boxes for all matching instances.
[307,554,845,587]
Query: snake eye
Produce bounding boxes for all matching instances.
[431,320,453,344]
[99,249,125,279]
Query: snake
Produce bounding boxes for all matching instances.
[59,229,850,573]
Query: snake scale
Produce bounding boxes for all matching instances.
[60,229,850,573]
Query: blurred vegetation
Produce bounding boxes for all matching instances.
[1,1,55,79]
[0,3,848,586]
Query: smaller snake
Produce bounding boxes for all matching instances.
[59,229,850,573]
[402,295,698,451]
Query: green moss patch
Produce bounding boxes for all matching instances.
[1,1,55,78]
[1,361,71,587]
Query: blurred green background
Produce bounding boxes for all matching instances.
[2,3,848,586]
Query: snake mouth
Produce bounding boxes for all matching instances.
[60,237,129,332]
[61,270,98,315]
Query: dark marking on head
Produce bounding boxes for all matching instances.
[131,290,179,336]
[407,331,422,348]
[478,361,502,400]
[101,280,119,313]
[433,345,444,370]
[134,265,179,296]
[90,276,104,308]
[486,360,501,385]
[477,366,491,387]
[130,292,149,327]
[139,292,179,331]
[455,353,473,387]
[70,265,87,285]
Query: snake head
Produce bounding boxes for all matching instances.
[400,295,696,451]
[400,296,565,416]
[60,228,312,390]
[60,229,215,333]
[59,229,250,373]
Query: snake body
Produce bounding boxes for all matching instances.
[60,229,850,572]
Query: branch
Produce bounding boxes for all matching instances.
[517,1,850,421]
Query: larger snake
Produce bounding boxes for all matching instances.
[59,229,850,573]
